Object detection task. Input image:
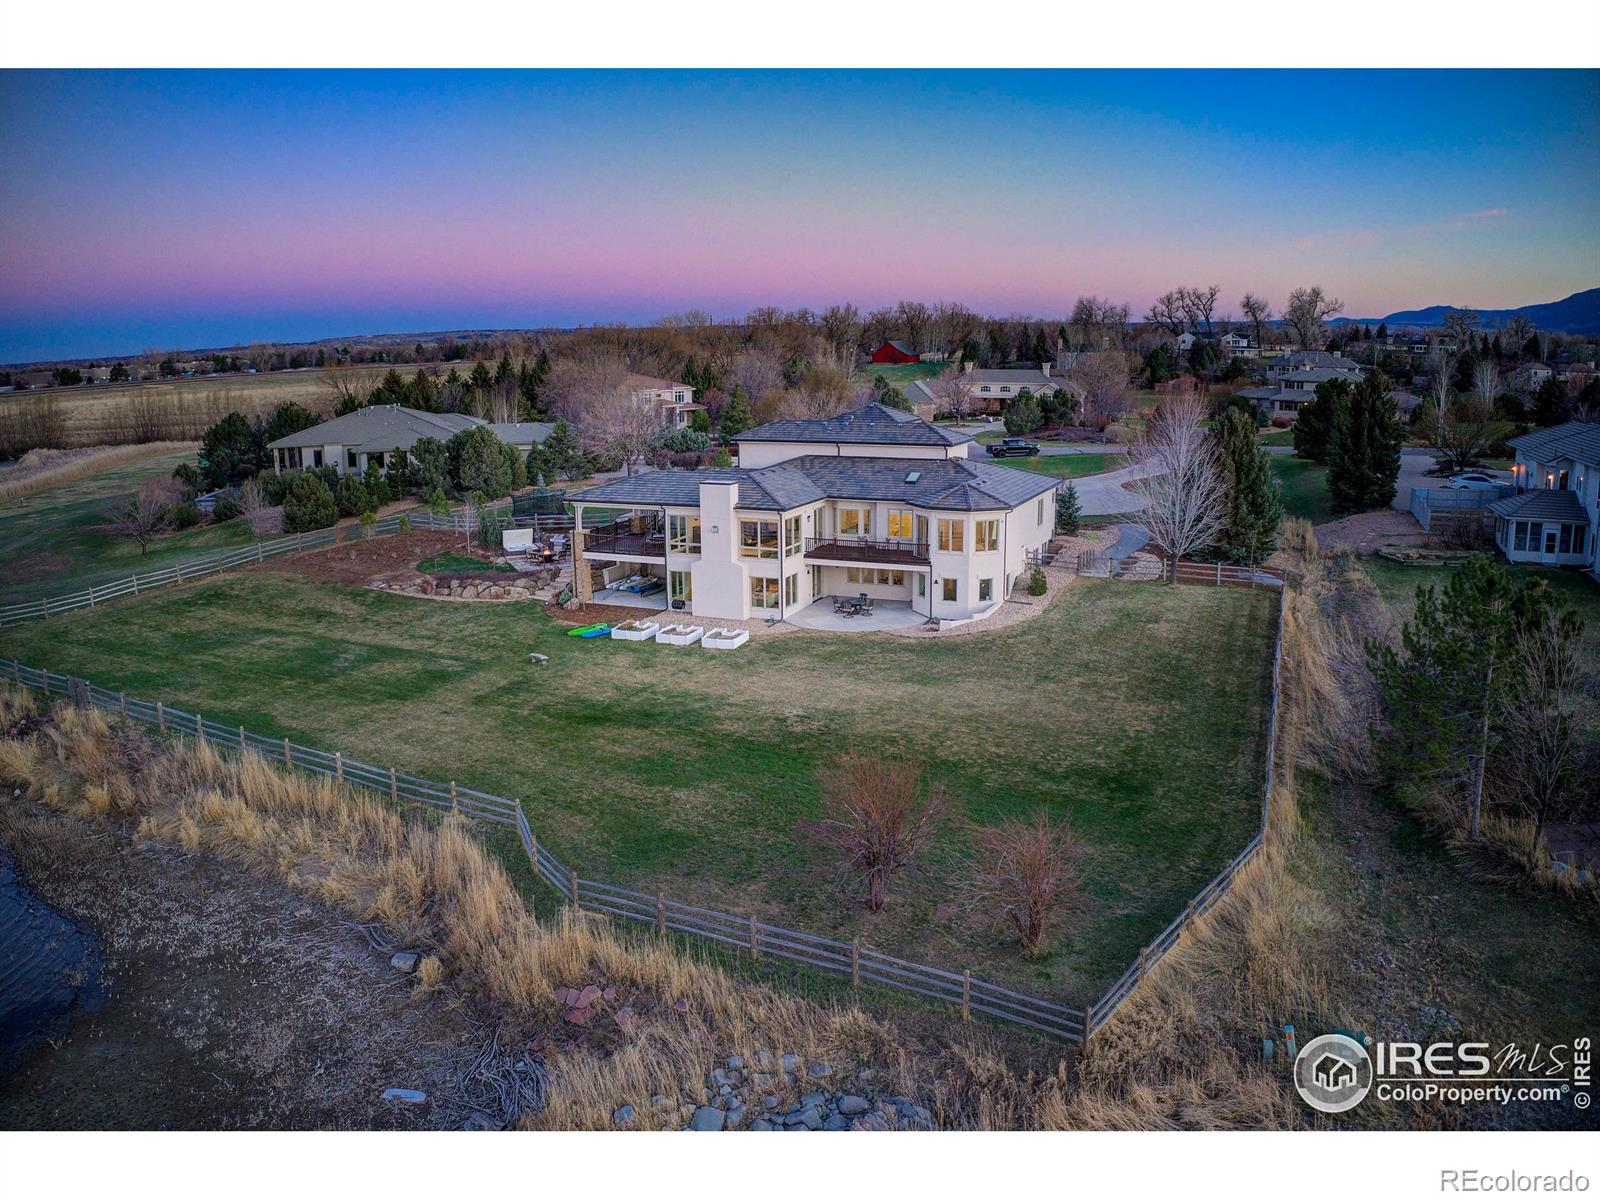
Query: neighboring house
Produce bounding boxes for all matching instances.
[1219,332,1264,358]
[903,362,1077,417]
[1262,350,1363,383]
[1489,420,1598,574]
[1174,332,1212,352]
[1505,362,1555,394]
[869,340,921,365]
[1241,352,1368,418]
[266,404,553,475]
[626,373,701,428]
[567,402,1059,625]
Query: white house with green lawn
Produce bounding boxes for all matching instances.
[1490,420,1598,575]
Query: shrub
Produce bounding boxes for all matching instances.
[283,474,338,533]
[334,476,371,518]
[711,447,734,468]
[170,501,203,529]
[1028,566,1047,596]
[212,494,243,522]
[967,811,1084,956]
[260,471,295,505]
[1055,483,1082,535]
[802,752,947,912]
[397,514,411,533]
[663,427,711,454]
[358,510,377,539]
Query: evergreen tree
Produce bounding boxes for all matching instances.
[1292,378,1350,465]
[467,361,494,394]
[1216,408,1283,563]
[408,436,451,496]
[407,369,438,412]
[282,474,338,533]
[199,411,264,487]
[1327,369,1402,514]
[1376,322,1388,341]
[1031,327,1052,364]
[260,402,320,446]
[1004,388,1042,435]
[1142,342,1180,386]
[333,475,371,518]
[494,353,514,387]
[1531,375,1570,427]
[719,388,755,438]
[1055,482,1083,535]
[539,418,584,479]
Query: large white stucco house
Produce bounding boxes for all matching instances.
[266,404,553,476]
[1489,421,1598,575]
[627,374,701,427]
[566,403,1059,626]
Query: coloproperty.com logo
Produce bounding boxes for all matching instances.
[1293,1033,1592,1114]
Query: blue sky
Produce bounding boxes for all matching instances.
[0,69,1596,361]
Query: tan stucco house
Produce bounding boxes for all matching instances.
[567,403,1059,626]
[265,404,553,476]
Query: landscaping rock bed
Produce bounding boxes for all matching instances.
[659,1055,933,1132]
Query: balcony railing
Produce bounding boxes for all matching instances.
[582,518,666,559]
[803,537,930,566]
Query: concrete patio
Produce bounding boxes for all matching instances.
[592,586,668,610]
[784,597,927,632]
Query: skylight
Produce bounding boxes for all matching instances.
[905,470,921,483]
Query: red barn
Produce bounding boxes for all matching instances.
[869,339,920,365]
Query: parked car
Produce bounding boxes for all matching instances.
[1443,472,1502,491]
[986,438,1041,458]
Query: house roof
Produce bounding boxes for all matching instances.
[487,421,555,446]
[1266,351,1361,372]
[1507,421,1600,468]
[877,339,918,356]
[569,451,1057,514]
[962,368,1055,386]
[1489,488,1591,524]
[626,373,689,394]
[267,405,480,451]
[737,402,974,447]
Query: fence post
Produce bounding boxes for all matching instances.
[749,915,759,959]
[132,575,139,595]
[851,939,860,988]
[1184,899,1196,936]
[389,766,398,804]
[175,563,183,583]
[569,868,580,911]
[1137,946,1149,980]
[656,892,666,936]
[239,725,246,750]
[1215,562,1222,586]
[961,970,971,1022]
[283,737,292,767]
[1083,1000,1096,1052]
[119,691,127,718]
[334,751,343,782]
[88,584,96,608]
[42,595,49,619]
[156,701,165,733]
[450,781,458,815]
[529,832,541,880]
[196,712,205,745]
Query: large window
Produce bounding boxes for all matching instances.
[784,514,803,555]
[846,567,905,586]
[979,577,993,602]
[1514,522,1529,552]
[886,509,915,540]
[669,570,692,603]
[937,518,964,552]
[668,514,701,554]
[941,577,957,602]
[974,519,999,552]
[751,576,779,609]
[740,519,778,558]
[838,507,872,537]
[784,573,799,607]
[916,573,926,598]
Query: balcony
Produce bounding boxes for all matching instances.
[582,518,666,560]
[803,537,930,567]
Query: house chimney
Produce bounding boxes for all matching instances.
[963,359,974,375]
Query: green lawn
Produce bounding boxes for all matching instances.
[1361,558,1600,656]
[0,447,254,605]
[861,362,946,386]
[1259,429,1295,447]
[1002,453,1118,479]
[1268,455,1334,524]
[417,551,516,575]
[0,569,1279,1002]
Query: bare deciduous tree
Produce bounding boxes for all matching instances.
[1144,290,1187,338]
[1500,315,1536,360]
[1130,395,1227,581]
[803,752,947,912]
[967,811,1085,957]
[1473,360,1501,409]
[1494,610,1597,855]
[1068,350,1133,429]
[237,478,279,538]
[102,479,175,555]
[933,368,974,422]
[1282,286,1345,348]
[1438,309,1480,347]
[1432,393,1498,474]
[1240,293,1273,347]
[1177,284,1222,334]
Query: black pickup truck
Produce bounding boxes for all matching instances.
[985,438,1041,458]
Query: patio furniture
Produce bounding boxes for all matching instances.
[502,529,535,555]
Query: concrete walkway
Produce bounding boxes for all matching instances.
[1069,458,1159,515]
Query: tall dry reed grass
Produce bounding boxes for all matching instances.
[0,442,195,504]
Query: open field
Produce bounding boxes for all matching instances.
[1,364,454,447]
[0,569,1279,1002]
[859,361,946,387]
[0,445,255,605]
[1268,455,1333,524]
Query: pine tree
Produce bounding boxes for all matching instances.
[1531,376,1570,427]
[1004,389,1042,435]
[1292,378,1351,465]
[540,418,583,479]
[1216,408,1283,563]
[1327,369,1402,514]
[1055,482,1083,535]
[719,387,754,438]
[1032,327,1052,365]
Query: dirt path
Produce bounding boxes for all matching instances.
[0,798,494,1130]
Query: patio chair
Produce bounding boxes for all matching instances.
[860,596,875,614]
[832,597,851,615]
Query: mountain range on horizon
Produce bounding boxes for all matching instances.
[1333,287,1600,335]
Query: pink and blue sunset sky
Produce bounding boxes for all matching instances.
[0,68,1596,362]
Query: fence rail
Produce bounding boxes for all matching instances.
[0,548,1286,1046]
[0,501,498,628]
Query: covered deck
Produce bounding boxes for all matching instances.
[803,537,930,567]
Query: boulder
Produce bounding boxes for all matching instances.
[390,950,420,974]
[461,1111,500,1131]
[612,1104,635,1126]
[837,1095,870,1116]
[688,1106,725,1131]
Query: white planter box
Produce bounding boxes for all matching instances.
[610,620,660,641]
[702,627,749,650]
[654,623,704,646]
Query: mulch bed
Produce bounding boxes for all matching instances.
[252,531,486,587]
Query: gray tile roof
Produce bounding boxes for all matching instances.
[487,421,555,446]
[1489,488,1591,524]
[269,404,480,451]
[962,368,1055,386]
[1266,351,1363,372]
[737,402,973,447]
[569,451,1057,513]
[1507,420,1600,467]
[882,340,917,356]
